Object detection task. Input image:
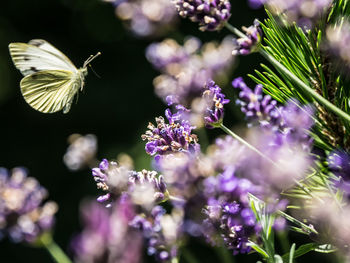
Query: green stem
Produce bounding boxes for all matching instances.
[259,50,350,123]
[219,123,274,164]
[225,23,350,123]
[182,248,200,263]
[197,126,210,150]
[224,23,246,38]
[277,210,318,235]
[277,231,290,254]
[214,246,235,263]
[38,233,73,263]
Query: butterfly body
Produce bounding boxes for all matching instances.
[9,39,99,113]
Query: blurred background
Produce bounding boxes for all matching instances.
[1,1,329,262]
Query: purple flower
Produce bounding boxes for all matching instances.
[147,37,234,106]
[233,78,314,149]
[129,169,168,203]
[63,134,97,171]
[248,0,265,9]
[250,128,313,190]
[210,136,247,171]
[202,169,259,254]
[202,80,230,128]
[157,151,211,200]
[72,196,143,263]
[173,0,231,31]
[130,205,183,262]
[207,135,290,228]
[232,77,281,129]
[142,108,199,157]
[280,100,314,148]
[92,159,168,206]
[146,39,190,70]
[328,150,350,197]
[103,0,177,37]
[233,19,262,55]
[234,96,314,192]
[0,167,57,243]
[92,159,129,205]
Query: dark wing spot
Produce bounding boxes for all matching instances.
[24,56,30,61]
[31,74,38,80]
[30,66,38,72]
[30,40,43,47]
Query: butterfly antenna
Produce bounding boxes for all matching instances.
[89,64,101,78]
[83,52,101,68]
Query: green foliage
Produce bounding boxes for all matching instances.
[248,194,278,263]
[288,243,296,263]
[328,0,350,22]
[248,194,337,263]
[282,243,337,262]
[249,9,350,151]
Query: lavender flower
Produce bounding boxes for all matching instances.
[147,37,234,106]
[63,134,97,171]
[232,77,281,129]
[328,150,350,197]
[141,108,199,157]
[210,136,247,172]
[249,128,313,190]
[233,77,314,149]
[235,99,314,191]
[130,206,183,262]
[103,0,177,37]
[232,19,262,55]
[247,0,264,9]
[146,39,191,70]
[0,168,58,243]
[157,151,213,199]
[202,80,230,128]
[72,196,143,263]
[280,100,314,148]
[91,159,182,263]
[129,169,168,206]
[202,168,259,254]
[172,0,231,31]
[92,159,167,206]
[207,134,291,228]
[217,80,314,189]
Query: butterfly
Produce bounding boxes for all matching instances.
[9,39,100,113]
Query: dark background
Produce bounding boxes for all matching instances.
[0,0,332,262]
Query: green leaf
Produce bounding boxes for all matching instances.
[289,243,296,263]
[282,243,337,262]
[277,210,318,235]
[252,9,350,151]
[282,243,317,261]
[274,255,283,263]
[247,241,269,259]
[248,194,276,259]
[288,226,311,235]
[314,244,337,253]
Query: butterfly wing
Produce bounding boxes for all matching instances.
[9,39,77,76]
[20,70,81,113]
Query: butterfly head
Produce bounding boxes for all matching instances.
[83,52,101,69]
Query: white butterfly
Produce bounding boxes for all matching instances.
[9,39,100,113]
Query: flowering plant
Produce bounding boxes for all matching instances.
[4,0,350,263]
